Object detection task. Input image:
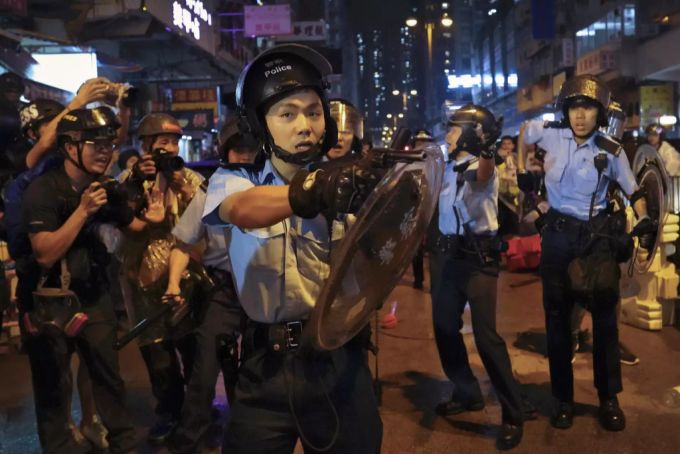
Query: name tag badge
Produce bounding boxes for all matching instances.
[454,199,472,225]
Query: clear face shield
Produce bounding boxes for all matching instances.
[601,101,626,140]
[330,101,364,139]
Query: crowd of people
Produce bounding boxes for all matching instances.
[0,43,671,454]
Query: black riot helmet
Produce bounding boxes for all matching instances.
[19,98,65,138]
[235,44,337,165]
[445,103,502,156]
[556,75,611,129]
[218,113,260,168]
[57,107,120,174]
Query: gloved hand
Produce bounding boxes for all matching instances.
[517,171,535,194]
[631,216,657,252]
[288,162,382,218]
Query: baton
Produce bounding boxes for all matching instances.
[114,303,173,350]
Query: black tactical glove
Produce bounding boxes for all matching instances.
[288,163,382,219]
[517,171,536,194]
[631,216,657,252]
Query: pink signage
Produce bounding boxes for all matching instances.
[244,4,292,37]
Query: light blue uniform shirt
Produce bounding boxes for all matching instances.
[438,155,499,236]
[524,120,638,221]
[172,189,230,272]
[202,160,344,324]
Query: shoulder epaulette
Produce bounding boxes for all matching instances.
[594,134,623,157]
[543,120,567,129]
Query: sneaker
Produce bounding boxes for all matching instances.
[619,342,639,366]
[81,416,110,450]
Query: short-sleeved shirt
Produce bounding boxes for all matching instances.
[202,160,345,324]
[172,188,229,271]
[523,120,638,220]
[438,155,499,236]
[21,167,112,313]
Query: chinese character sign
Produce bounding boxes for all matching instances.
[244,5,292,37]
[146,0,215,55]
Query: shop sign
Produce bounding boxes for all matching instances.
[172,87,218,117]
[640,84,675,129]
[146,0,216,55]
[276,21,327,42]
[244,4,292,37]
[576,49,617,76]
[0,0,26,16]
[171,109,215,131]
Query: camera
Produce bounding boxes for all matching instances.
[93,177,137,226]
[151,147,184,175]
[104,83,138,108]
[98,176,128,206]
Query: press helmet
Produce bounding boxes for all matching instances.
[445,103,502,155]
[19,98,65,137]
[137,112,182,152]
[235,44,337,164]
[57,106,120,173]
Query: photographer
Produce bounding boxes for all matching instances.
[21,107,136,453]
[118,112,204,444]
[23,77,131,171]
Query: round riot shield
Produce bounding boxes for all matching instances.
[304,145,445,350]
[631,144,667,273]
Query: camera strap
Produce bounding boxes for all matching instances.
[36,258,71,292]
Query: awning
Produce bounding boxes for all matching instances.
[0,29,37,79]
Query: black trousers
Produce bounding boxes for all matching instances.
[171,299,244,454]
[139,333,196,419]
[429,249,523,424]
[222,328,382,454]
[23,316,136,454]
[540,221,622,402]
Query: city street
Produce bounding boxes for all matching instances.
[1,264,679,453]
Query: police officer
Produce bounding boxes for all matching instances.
[166,115,255,454]
[21,107,136,453]
[202,44,382,453]
[518,75,653,431]
[118,112,204,444]
[411,128,435,289]
[430,103,525,450]
[326,98,364,161]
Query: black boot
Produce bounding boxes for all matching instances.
[599,397,626,431]
[435,394,484,416]
[550,401,573,429]
[496,422,523,450]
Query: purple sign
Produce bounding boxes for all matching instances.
[244,4,292,37]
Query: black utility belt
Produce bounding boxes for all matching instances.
[544,209,608,232]
[249,319,306,353]
[435,233,502,256]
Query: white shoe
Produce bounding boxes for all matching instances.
[81,416,109,450]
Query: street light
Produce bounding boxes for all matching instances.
[386,113,393,119]
[406,17,418,27]
[410,89,418,95]
[392,89,400,96]
[441,13,453,28]
[398,113,404,118]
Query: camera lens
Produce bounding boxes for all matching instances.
[122,87,138,107]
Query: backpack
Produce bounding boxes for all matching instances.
[3,154,63,259]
